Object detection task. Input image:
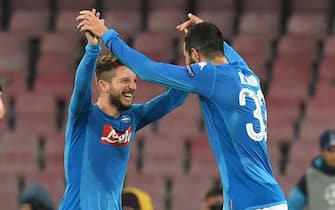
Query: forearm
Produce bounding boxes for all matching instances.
[137,88,189,129]
[74,44,101,90]
[224,42,247,66]
[70,44,101,115]
[102,29,195,92]
[102,30,161,81]
[148,88,189,114]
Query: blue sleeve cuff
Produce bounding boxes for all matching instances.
[102,29,119,47]
[85,44,102,55]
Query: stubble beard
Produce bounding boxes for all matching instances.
[109,94,132,112]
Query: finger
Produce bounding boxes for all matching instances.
[187,13,194,19]
[79,10,92,15]
[176,21,186,29]
[91,8,96,15]
[176,13,192,27]
[176,20,188,29]
[76,14,89,21]
[77,20,86,29]
[80,25,89,32]
[176,19,192,31]
[85,31,96,38]
[188,13,199,21]
[96,12,100,18]
[188,13,203,23]
[176,26,188,33]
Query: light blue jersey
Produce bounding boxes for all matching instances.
[102,30,287,210]
[58,44,188,210]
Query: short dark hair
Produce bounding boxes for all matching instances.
[184,22,224,59]
[21,199,54,210]
[95,54,124,81]
[19,185,54,210]
[205,185,223,200]
[122,192,140,210]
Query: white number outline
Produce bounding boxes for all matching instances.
[239,88,267,142]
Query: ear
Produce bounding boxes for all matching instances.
[97,80,109,93]
[191,48,200,62]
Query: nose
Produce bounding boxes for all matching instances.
[128,81,137,91]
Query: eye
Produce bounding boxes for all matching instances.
[121,78,129,83]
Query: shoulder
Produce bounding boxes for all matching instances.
[311,156,324,170]
[129,104,142,113]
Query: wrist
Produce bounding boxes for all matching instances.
[102,29,119,45]
[85,44,102,54]
[99,28,109,38]
[87,39,100,46]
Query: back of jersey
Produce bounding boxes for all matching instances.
[199,63,286,210]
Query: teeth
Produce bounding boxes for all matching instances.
[123,93,133,98]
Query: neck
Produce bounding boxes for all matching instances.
[200,56,228,65]
[96,98,120,118]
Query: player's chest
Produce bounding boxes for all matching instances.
[87,113,137,147]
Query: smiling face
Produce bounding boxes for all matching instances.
[95,55,137,113]
[106,66,137,111]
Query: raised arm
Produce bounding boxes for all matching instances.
[69,43,101,117]
[223,42,248,66]
[68,9,103,118]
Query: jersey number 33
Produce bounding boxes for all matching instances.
[239,88,267,142]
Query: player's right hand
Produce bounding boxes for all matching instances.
[82,9,101,45]
[77,9,109,38]
[85,31,99,45]
[176,13,204,34]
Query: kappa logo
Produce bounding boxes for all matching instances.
[100,125,132,146]
[185,65,195,77]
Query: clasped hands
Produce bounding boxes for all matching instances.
[76,8,205,41]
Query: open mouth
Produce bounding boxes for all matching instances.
[122,93,133,101]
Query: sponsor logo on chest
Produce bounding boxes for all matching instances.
[100,124,132,146]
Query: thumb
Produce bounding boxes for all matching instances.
[188,13,194,19]
[188,13,203,24]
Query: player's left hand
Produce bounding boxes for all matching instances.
[83,9,101,45]
[76,9,109,38]
[176,13,204,34]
